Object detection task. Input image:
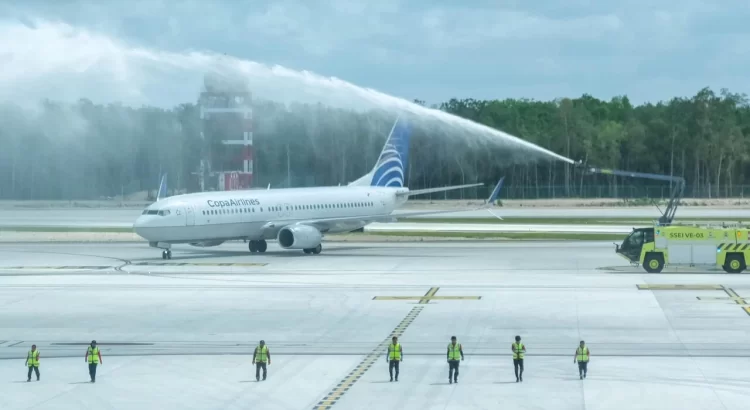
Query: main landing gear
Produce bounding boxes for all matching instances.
[249,240,268,253]
[302,244,322,255]
[161,249,172,260]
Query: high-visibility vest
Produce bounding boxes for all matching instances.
[255,345,268,363]
[512,343,525,359]
[447,343,462,360]
[576,347,589,362]
[27,350,40,367]
[388,343,402,360]
[87,347,100,364]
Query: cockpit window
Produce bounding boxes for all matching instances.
[627,230,645,247]
[146,210,159,215]
[157,210,171,216]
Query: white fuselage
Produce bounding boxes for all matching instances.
[133,186,408,244]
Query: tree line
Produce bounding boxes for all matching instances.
[0,87,748,201]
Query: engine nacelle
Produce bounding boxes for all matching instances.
[189,240,225,248]
[277,225,322,249]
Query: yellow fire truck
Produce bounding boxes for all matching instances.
[578,164,747,273]
[615,223,750,273]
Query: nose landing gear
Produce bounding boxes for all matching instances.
[161,250,172,260]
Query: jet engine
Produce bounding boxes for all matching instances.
[189,240,226,247]
[277,225,322,249]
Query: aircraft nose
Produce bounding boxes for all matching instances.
[133,216,149,237]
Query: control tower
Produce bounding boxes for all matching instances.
[197,71,253,191]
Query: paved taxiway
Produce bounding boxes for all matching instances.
[2,207,750,230]
[2,241,750,410]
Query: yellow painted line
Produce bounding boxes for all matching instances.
[132,262,267,267]
[373,287,481,303]
[373,296,481,301]
[311,304,427,409]
[419,287,439,304]
[640,284,750,318]
[0,266,110,270]
[722,288,750,317]
[725,288,746,303]
[637,284,723,290]
[697,296,748,300]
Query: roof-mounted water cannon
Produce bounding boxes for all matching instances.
[576,160,685,226]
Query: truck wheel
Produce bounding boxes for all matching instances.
[723,254,745,274]
[643,253,664,273]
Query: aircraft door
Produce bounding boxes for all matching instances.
[186,205,195,226]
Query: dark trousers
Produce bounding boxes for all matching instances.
[27,366,39,380]
[389,360,400,379]
[514,359,524,379]
[578,361,588,376]
[88,363,98,381]
[448,360,460,381]
[256,362,267,380]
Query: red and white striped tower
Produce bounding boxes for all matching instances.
[199,72,253,191]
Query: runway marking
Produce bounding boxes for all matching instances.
[373,287,481,304]
[130,262,268,267]
[0,266,112,270]
[313,305,425,409]
[636,284,723,290]
[639,284,750,316]
[723,288,750,316]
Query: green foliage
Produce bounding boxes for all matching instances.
[1,87,749,200]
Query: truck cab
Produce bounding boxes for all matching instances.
[616,227,655,265]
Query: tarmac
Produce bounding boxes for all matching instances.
[2,207,750,230]
[1,240,750,409]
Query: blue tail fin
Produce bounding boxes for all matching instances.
[370,118,411,187]
[348,117,412,188]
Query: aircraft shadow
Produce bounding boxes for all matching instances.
[136,247,430,261]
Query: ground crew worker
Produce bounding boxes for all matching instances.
[85,340,102,383]
[574,340,590,379]
[252,340,271,381]
[386,336,403,382]
[25,344,40,382]
[512,335,526,382]
[447,336,464,384]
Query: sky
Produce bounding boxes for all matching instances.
[1,0,749,107]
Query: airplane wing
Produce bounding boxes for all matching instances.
[273,178,505,232]
[397,183,483,198]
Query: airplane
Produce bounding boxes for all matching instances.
[133,117,504,259]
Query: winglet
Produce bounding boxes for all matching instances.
[483,177,504,220]
[486,177,504,205]
[156,173,168,202]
